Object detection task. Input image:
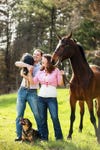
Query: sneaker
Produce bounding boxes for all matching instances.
[40,139,48,143]
[15,137,22,142]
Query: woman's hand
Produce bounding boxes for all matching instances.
[60,70,64,75]
[20,69,28,79]
[27,65,34,73]
[27,71,34,85]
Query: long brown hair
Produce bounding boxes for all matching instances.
[40,54,55,73]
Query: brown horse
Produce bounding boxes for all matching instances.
[52,33,100,143]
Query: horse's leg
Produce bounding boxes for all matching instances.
[78,101,84,132]
[67,96,76,139]
[86,100,98,138]
[96,97,100,143]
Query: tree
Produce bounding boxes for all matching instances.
[0,0,99,94]
[0,0,17,93]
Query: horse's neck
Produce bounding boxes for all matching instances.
[70,51,92,80]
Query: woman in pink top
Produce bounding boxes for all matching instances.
[28,54,64,141]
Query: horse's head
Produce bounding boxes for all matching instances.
[52,32,77,65]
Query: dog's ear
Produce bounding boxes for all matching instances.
[27,119,32,128]
[29,121,32,128]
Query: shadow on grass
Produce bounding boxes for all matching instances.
[19,140,80,150]
[39,140,79,150]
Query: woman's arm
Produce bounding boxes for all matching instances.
[20,69,35,86]
[27,71,35,85]
[28,69,40,85]
[20,69,28,80]
[57,69,64,86]
[59,71,64,86]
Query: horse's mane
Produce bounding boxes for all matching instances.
[77,44,87,62]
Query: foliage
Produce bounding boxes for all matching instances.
[0,0,100,94]
[0,89,100,150]
[74,19,100,50]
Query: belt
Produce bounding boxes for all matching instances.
[20,87,37,91]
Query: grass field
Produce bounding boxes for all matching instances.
[0,89,100,150]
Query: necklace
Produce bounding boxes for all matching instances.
[44,71,48,86]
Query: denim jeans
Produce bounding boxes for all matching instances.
[16,87,42,138]
[38,96,63,140]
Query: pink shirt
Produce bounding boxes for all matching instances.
[33,68,62,87]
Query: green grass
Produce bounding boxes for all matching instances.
[0,89,100,150]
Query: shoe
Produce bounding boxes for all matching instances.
[15,137,22,142]
[40,139,48,143]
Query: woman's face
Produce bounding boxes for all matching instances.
[42,57,48,67]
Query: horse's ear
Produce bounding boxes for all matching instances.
[67,32,72,39]
[56,34,62,40]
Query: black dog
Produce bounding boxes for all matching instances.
[20,118,41,144]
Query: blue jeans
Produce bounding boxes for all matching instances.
[38,97,63,140]
[16,87,42,138]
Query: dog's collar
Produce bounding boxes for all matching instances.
[22,127,32,136]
